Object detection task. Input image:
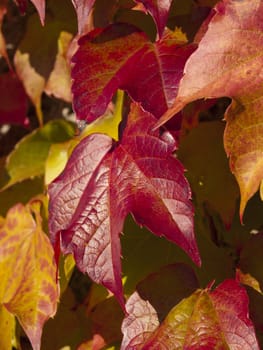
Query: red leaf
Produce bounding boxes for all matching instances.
[122,279,259,349]
[157,0,263,216]
[71,0,96,34]
[48,103,200,308]
[72,23,195,123]
[134,0,173,38]
[0,72,28,126]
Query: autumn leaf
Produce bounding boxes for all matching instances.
[72,23,195,123]
[157,0,263,217]
[0,306,15,350]
[45,31,73,102]
[121,263,199,349]
[0,201,59,350]
[133,0,173,38]
[122,279,259,349]
[0,72,28,125]
[48,103,200,308]
[2,119,75,189]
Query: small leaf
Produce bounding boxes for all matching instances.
[14,50,45,125]
[0,202,59,350]
[236,268,262,295]
[122,279,259,349]
[0,72,28,126]
[121,291,159,350]
[45,31,73,102]
[134,0,173,38]
[49,102,200,308]
[3,119,75,189]
[71,0,96,34]
[72,23,195,122]
[158,0,263,216]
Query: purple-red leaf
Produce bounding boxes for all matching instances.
[71,0,96,34]
[48,103,200,308]
[134,0,173,38]
[122,279,259,349]
[0,72,28,125]
[157,0,263,216]
[72,23,195,123]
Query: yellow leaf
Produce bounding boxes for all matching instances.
[45,31,73,102]
[14,50,45,126]
[0,305,15,350]
[0,202,59,350]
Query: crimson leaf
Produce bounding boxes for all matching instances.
[122,279,259,349]
[48,103,200,308]
[72,23,195,123]
[157,0,263,216]
[134,0,173,38]
[0,72,28,125]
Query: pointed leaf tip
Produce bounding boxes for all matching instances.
[49,103,200,307]
[0,202,59,350]
[159,0,263,215]
[134,0,173,38]
[122,279,259,349]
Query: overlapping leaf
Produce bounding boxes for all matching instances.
[133,0,173,38]
[72,23,195,123]
[2,119,75,189]
[48,103,200,308]
[0,202,59,350]
[122,279,259,349]
[158,0,263,216]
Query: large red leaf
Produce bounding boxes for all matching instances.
[72,23,195,123]
[157,0,263,217]
[71,0,96,34]
[48,103,200,308]
[134,0,173,38]
[122,279,259,349]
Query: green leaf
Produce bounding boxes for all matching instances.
[3,119,75,189]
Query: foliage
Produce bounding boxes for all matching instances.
[0,0,262,349]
